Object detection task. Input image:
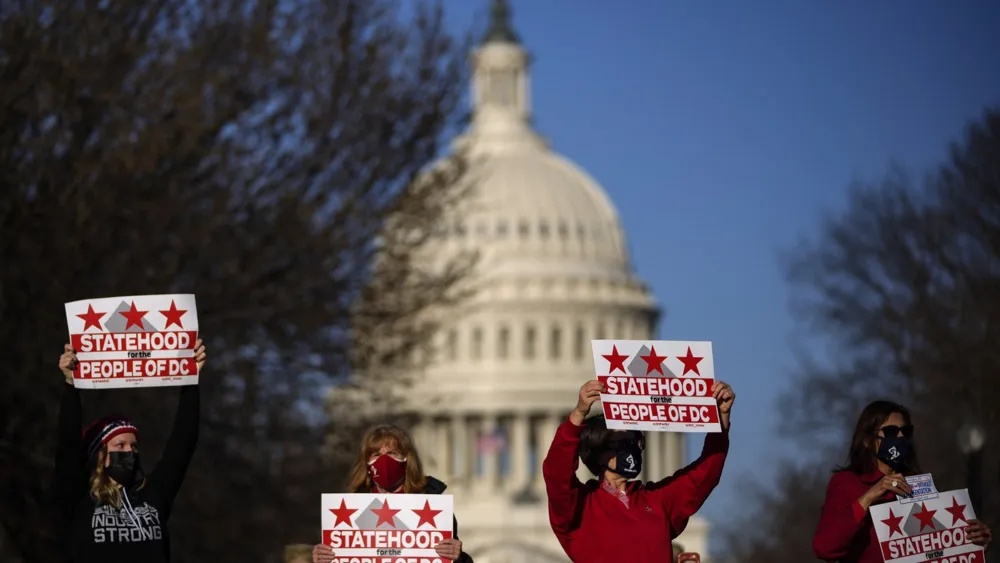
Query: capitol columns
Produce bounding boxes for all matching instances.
[507,412,530,493]
[647,430,662,479]
[450,413,467,484]
[532,412,563,496]
[434,417,451,481]
[480,414,499,489]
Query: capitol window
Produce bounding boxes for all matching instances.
[488,69,516,107]
[472,326,483,360]
[497,325,510,359]
[524,325,536,360]
[539,221,550,239]
[497,220,508,237]
[518,219,530,238]
[446,329,458,360]
[558,221,569,239]
[595,322,606,340]
[573,323,585,361]
[550,325,562,359]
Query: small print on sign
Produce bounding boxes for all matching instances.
[869,488,985,563]
[896,473,939,504]
[65,294,199,390]
[321,493,454,563]
[590,340,721,433]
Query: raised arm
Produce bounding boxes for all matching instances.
[51,345,85,524]
[542,380,599,546]
[652,427,729,536]
[650,380,735,536]
[151,340,205,505]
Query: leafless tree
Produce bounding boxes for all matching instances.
[0,0,474,561]
[718,106,1000,562]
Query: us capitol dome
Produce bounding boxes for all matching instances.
[356,1,711,561]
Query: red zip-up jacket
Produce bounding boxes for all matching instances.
[542,416,729,562]
[813,469,896,562]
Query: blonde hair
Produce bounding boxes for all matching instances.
[89,445,146,508]
[346,424,427,494]
[283,544,312,563]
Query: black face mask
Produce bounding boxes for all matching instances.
[876,435,912,472]
[106,451,143,487]
[604,433,644,479]
[608,444,643,479]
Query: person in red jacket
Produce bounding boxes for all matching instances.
[813,400,992,562]
[542,378,734,562]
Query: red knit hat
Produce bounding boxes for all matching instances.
[82,415,139,460]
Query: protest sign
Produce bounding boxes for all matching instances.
[590,340,720,433]
[321,493,454,563]
[897,473,940,504]
[870,488,986,563]
[65,294,199,389]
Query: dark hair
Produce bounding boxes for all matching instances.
[837,400,921,474]
[578,415,644,476]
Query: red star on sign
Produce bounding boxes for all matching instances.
[880,508,904,538]
[639,345,668,375]
[412,499,442,528]
[329,499,357,528]
[76,305,106,332]
[120,302,148,330]
[945,496,968,526]
[602,345,628,374]
[371,499,400,528]
[914,502,938,531]
[159,299,187,329]
[677,347,703,376]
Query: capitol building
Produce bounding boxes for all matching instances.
[364,1,710,561]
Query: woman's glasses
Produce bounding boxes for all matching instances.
[878,424,914,439]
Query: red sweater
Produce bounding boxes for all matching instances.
[542,417,729,562]
[813,469,897,562]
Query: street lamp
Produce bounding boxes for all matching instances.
[957,424,986,519]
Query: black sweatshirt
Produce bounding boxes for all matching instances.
[51,384,199,563]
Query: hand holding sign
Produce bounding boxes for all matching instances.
[967,519,992,547]
[712,381,735,429]
[434,538,463,560]
[860,472,912,509]
[572,380,604,425]
[311,544,335,563]
[193,339,207,371]
[59,344,78,385]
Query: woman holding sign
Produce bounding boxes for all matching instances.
[542,379,735,562]
[812,400,992,562]
[311,424,472,563]
[51,341,206,563]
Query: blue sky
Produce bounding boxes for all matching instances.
[442,0,1000,550]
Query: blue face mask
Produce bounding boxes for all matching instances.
[604,432,645,479]
[876,435,912,471]
[608,444,642,478]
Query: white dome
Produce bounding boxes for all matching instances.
[441,145,632,278]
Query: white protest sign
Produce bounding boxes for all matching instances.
[65,294,199,389]
[321,493,454,563]
[870,488,985,563]
[897,473,940,504]
[590,340,721,433]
